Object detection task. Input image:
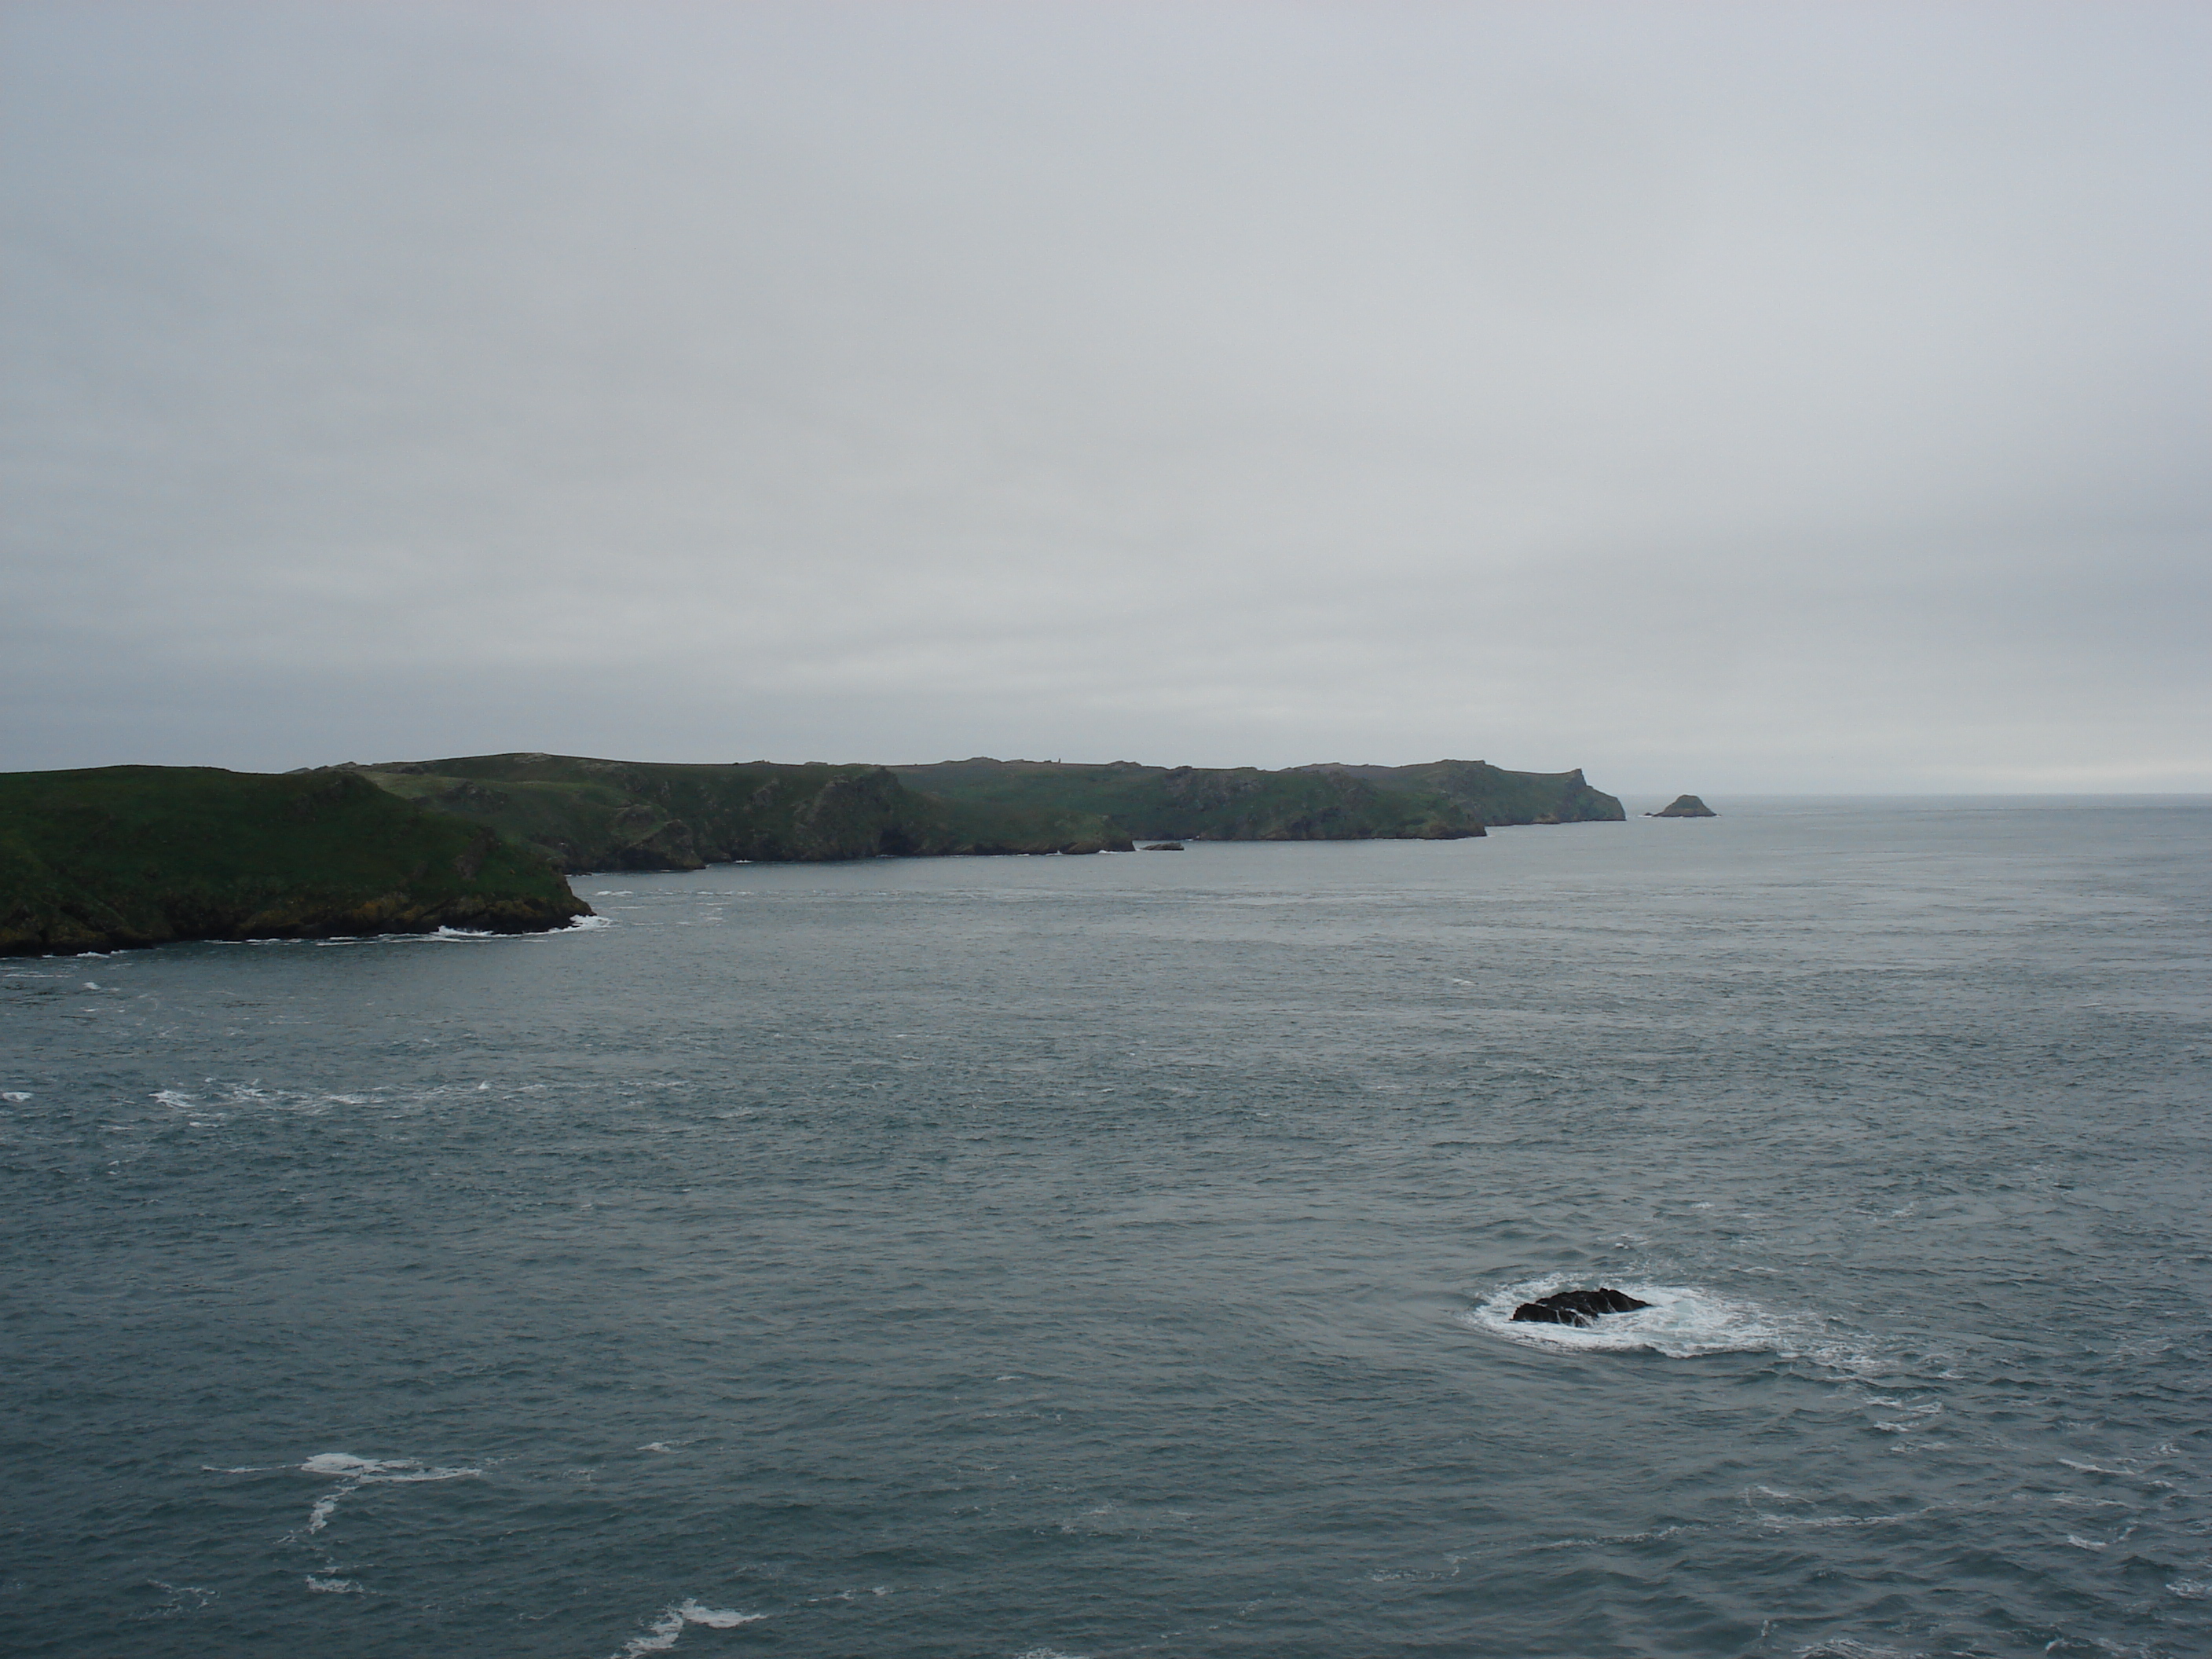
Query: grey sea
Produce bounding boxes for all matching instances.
[5,797,2210,1659]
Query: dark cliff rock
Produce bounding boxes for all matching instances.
[1294,760,1626,826]
[887,758,1487,843]
[0,767,589,955]
[354,754,1128,873]
[340,749,1623,872]
[1648,794,1718,818]
[1510,1288,1652,1327]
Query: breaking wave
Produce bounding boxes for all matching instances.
[1463,1276,1834,1360]
[610,1599,764,1656]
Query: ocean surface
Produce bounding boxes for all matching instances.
[4,796,2210,1659]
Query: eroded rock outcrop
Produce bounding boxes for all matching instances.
[1509,1288,1653,1327]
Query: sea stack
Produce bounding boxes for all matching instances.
[1648,794,1717,818]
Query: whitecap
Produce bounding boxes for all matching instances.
[147,1580,217,1613]
[611,1599,764,1657]
[1463,1277,1829,1360]
[0,1093,31,1102]
[2168,1580,2211,1599]
[301,1452,408,1476]
[565,914,616,932]
[2059,1458,2138,1477]
[305,1576,362,1594]
[1753,1503,1952,1532]
[294,1452,481,1533]
[1524,1523,1696,1551]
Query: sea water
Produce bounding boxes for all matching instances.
[3,797,2209,1658]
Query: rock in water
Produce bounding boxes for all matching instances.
[1647,794,1717,818]
[1510,1287,1653,1326]
[1141,841,1185,851]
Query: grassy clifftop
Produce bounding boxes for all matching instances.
[353,753,1129,871]
[0,767,589,955]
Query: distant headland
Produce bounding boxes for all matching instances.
[2,753,1624,954]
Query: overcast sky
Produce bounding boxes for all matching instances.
[4,2,2206,793]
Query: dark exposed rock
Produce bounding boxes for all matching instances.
[1647,794,1717,818]
[1509,1287,1652,1326]
[1141,841,1185,851]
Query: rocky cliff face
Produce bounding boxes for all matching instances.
[355,754,1128,873]
[1293,760,1626,825]
[0,767,589,954]
[887,758,1485,842]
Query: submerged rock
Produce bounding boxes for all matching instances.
[1510,1287,1652,1326]
[1141,841,1185,851]
[1648,794,1717,818]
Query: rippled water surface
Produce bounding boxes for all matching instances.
[5,797,2210,1658]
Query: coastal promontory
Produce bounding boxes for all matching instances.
[0,750,1635,952]
[0,766,590,955]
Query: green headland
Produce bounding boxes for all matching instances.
[0,751,1625,954]
[0,766,589,956]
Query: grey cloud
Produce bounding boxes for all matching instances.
[5,1,2207,790]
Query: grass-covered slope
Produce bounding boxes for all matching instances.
[1293,760,1625,825]
[355,753,1128,872]
[0,767,590,955]
[887,759,1487,841]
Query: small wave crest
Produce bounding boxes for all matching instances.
[1463,1276,1820,1359]
[613,1599,764,1656]
[295,1452,481,1533]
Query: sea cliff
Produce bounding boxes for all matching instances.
[0,767,589,955]
[350,753,1129,873]
[891,756,1625,843]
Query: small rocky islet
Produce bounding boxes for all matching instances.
[1648,794,1718,818]
[1510,1287,1654,1327]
